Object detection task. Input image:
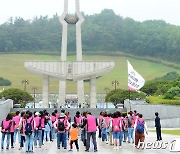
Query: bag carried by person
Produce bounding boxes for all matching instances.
[58,119,65,131]
[122,119,128,131]
[136,120,144,133]
[25,119,33,136]
[128,116,133,128]
[101,119,107,129]
[113,119,120,132]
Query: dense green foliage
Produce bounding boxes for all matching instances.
[141,72,180,96]
[0,88,34,107]
[142,73,180,105]
[0,77,11,86]
[164,87,180,99]
[105,89,146,106]
[0,9,180,62]
[140,80,172,96]
[155,72,180,80]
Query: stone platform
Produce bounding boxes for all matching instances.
[0,131,179,154]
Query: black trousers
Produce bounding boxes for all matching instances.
[10,132,14,147]
[98,127,101,138]
[86,132,97,151]
[20,135,25,147]
[42,129,44,143]
[156,127,162,141]
[70,139,79,150]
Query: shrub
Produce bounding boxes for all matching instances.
[0,77,11,86]
[146,96,180,105]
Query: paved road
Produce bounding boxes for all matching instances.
[0,132,179,154]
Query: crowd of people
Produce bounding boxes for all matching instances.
[0,109,162,152]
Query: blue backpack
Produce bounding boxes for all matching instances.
[136,120,144,133]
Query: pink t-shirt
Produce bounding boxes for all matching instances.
[13,115,20,129]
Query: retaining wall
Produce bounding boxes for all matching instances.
[0,99,13,122]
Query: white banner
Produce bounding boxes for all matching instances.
[127,60,145,90]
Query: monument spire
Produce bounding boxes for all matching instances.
[25,0,114,108]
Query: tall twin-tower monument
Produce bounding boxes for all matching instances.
[24,0,114,108]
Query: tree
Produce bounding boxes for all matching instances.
[155,72,179,81]
[105,89,146,107]
[0,10,180,62]
[164,87,180,99]
[140,80,171,96]
[0,88,34,107]
[0,77,11,86]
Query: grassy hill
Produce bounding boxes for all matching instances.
[0,53,179,93]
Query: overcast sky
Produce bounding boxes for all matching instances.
[0,0,180,25]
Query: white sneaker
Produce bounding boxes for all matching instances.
[116,146,119,150]
[119,146,122,149]
[113,146,116,150]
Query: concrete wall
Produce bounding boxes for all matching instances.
[146,118,180,128]
[0,99,13,122]
[130,104,180,119]
[124,101,180,128]
[10,103,180,128]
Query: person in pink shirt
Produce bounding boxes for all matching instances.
[9,117,15,148]
[122,114,128,143]
[24,111,36,153]
[98,112,104,138]
[117,111,123,149]
[127,111,135,144]
[34,112,42,148]
[39,111,45,145]
[18,112,26,150]
[81,112,98,152]
[103,113,110,144]
[111,112,120,150]
[13,111,21,144]
[51,112,56,141]
[133,110,138,122]
[1,113,13,150]
[54,109,59,119]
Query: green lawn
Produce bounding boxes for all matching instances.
[0,53,180,93]
[146,96,180,105]
[150,130,180,136]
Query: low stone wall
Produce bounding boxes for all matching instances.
[10,104,180,128]
[146,117,180,128]
[124,101,180,128]
[0,99,13,122]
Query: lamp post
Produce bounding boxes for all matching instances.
[104,87,110,108]
[22,79,29,91]
[112,80,119,91]
[32,86,37,108]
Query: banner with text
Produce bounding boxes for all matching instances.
[127,60,145,90]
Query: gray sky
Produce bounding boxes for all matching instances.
[0,0,180,25]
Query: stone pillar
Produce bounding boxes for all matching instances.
[58,0,68,108]
[59,80,66,107]
[76,0,85,107]
[77,80,85,107]
[90,76,97,108]
[75,0,84,61]
[60,0,68,61]
[42,76,49,108]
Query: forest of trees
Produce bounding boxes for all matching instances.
[0,9,180,62]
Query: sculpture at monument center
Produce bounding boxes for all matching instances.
[24,0,114,108]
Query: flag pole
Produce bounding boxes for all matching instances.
[129,89,131,111]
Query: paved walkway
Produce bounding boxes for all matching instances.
[0,132,179,154]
